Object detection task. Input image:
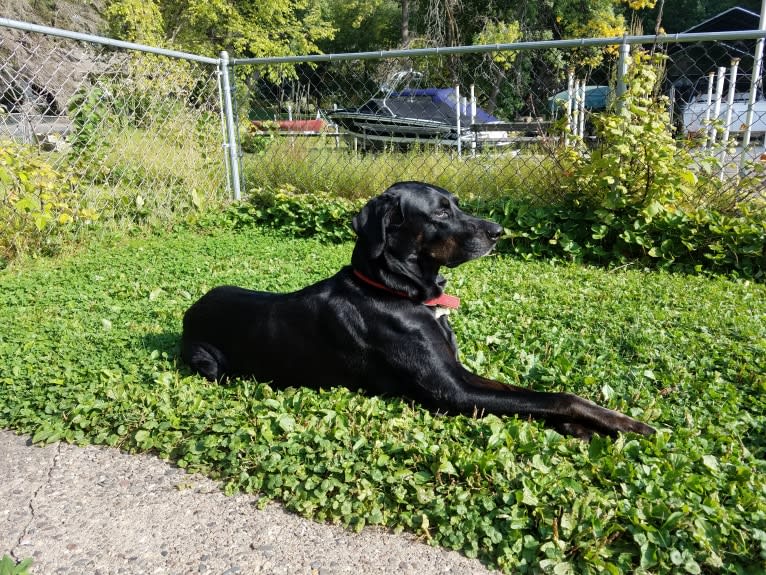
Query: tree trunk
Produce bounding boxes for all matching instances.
[401,0,410,46]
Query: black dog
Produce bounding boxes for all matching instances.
[182,181,654,439]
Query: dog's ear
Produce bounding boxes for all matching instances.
[352,192,399,258]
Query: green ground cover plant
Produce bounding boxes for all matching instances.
[1,227,764,573]
[0,556,32,575]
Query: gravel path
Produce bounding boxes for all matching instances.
[0,430,499,575]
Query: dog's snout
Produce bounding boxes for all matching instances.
[486,222,504,241]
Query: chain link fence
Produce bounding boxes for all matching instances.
[2,17,765,259]
[236,31,766,210]
[0,18,229,256]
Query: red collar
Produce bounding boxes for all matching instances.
[353,269,460,309]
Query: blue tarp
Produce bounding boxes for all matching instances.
[392,88,502,123]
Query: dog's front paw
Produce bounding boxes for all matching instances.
[558,404,656,439]
[607,410,656,437]
[554,422,594,440]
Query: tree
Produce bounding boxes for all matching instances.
[318,0,400,53]
[473,19,522,113]
[105,0,335,58]
[401,0,411,45]
[104,0,164,44]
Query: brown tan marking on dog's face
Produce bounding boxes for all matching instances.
[426,235,461,265]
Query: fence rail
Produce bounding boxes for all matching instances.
[2,17,765,238]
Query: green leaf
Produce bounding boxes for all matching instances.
[521,485,538,506]
[669,549,683,565]
[702,455,718,472]
[277,415,295,432]
[437,459,457,476]
[684,558,701,574]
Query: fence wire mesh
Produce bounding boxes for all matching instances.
[0,22,228,247]
[238,34,766,211]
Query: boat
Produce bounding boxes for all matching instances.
[325,71,510,150]
[683,92,766,137]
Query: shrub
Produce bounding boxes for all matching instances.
[560,51,698,211]
[474,50,766,278]
[211,184,765,280]
[490,201,766,278]
[216,186,363,243]
[241,121,276,155]
[0,141,99,266]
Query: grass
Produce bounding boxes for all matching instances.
[243,136,563,203]
[0,227,765,573]
[80,121,228,222]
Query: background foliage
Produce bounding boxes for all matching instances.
[105,0,334,59]
[0,140,98,267]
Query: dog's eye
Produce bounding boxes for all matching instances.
[434,209,450,219]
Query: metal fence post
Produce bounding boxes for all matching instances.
[616,40,631,110]
[220,50,242,201]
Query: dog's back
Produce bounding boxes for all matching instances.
[181,276,373,387]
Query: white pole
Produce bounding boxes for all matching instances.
[580,79,587,137]
[710,66,726,146]
[566,70,574,146]
[616,42,631,107]
[702,72,715,147]
[332,103,340,149]
[721,59,740,147]
[572,80,580,141]
[721,59,740,177]
[455,85,462,157]
[741,0,766,169]
[470,84,477,156]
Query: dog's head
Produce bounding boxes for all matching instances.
[351,181,503,298]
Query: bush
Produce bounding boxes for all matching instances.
[490,201,766,278]
[211,184,765,280]
[215,186,364,243]
[474,50,766,278]
[0,141,99,266]
[240,121,276,154]
[560,52,698,211]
